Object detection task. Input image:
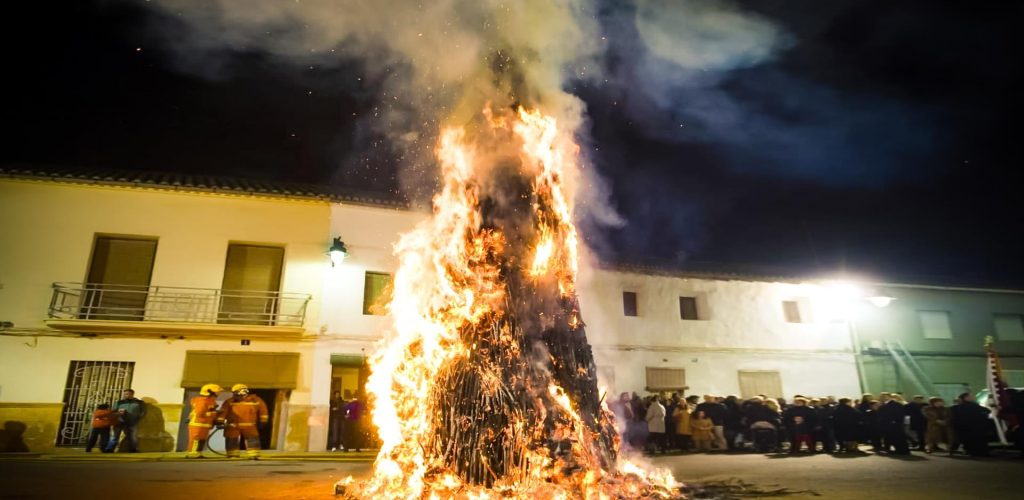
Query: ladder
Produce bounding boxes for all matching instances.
[885,341,936,396]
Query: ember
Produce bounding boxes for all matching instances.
[339,106,681,499]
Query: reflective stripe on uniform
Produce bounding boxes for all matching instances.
[188,422,213,428]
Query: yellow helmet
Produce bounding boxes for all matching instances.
[200,383,223,396]
[231,384,250,395]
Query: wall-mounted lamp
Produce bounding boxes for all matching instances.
[865,295,895,308]
[329,237,348,267]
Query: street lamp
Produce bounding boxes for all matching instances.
[823,281,895,395]
[329,237,348,267]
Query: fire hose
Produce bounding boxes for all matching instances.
[205,426,227,456]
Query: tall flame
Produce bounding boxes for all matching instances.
[344,107,678,499]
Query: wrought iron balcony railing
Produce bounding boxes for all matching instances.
[48,282,311,327]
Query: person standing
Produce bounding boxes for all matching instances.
[951,392,990,457]
[219,384,269,459]
[832,398,863,453]
[782,397,816,453]
[922,397,953,454]
[85,403,116,453]
[105,389,146,453]
[690,411,714,452]
[343,395,366,452]
[906,395,928,451]
[722,395,743,451]
[663,395,679,452]
[673,398,692,452]
[185,384,223,458]
[695,395,727,451]
[877,395,909,455]
[645,396,667,453]
[814,398,837,453]
[328,390,349,451]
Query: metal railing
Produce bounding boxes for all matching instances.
[49,282,310,327]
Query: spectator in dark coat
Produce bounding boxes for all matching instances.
[951,392,991,457]
[877,395,910,455]
[906,395,928,451]
[862,400,883,452]
[814,398,837,453]
[833,398,864,453]
[722,395,743,451]
[664,395,679,452]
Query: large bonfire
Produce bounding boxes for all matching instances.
[339,105,680,499]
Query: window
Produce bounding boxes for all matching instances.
[363,272,392,315]
[219,244,284,325]
[57,361,135,446]
[919,310,953,339]
[622,291,638,317]
[737,370,783,400]
[679,296,700,320]
[782,300,802,323]
[645,367,685,391]
[994,314,1024,341]
[83,235,158,320]
[1004,370,1024,387]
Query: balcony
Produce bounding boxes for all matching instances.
[46,282,312,338]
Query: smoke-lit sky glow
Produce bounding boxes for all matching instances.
[6,0,1023,286]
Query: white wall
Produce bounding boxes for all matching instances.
[318,203,426,338]
[578,267,861,398]
[0,336,313,405]
[0,179,330,333]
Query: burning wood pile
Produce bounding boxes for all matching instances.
[338,106,681,498]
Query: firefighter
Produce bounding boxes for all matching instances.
[219,384,269,459]
[185,383,223,458]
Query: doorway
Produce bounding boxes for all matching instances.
[327,354,369,449]
[82,236,157,320]
[176,388,281,452]
[738,370,784,400]
[218,243,284,325]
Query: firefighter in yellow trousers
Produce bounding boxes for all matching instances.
[219,384,268,459]
[185,384,223,458]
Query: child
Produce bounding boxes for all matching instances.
[86,403,116,453]
[790,415,813,452]
[690,410,714,452]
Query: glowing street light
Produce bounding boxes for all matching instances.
[329,237,348,267]
[865,295,895,308]
[822,280,896,394]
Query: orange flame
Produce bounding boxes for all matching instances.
[341,106,679,499]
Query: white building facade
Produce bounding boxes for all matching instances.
[4,169,1018,453]
[578,266,862,400]
[0,170,421,453]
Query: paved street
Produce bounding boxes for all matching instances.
[0,450,1020,499]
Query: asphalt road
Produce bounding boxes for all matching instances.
[0,450,1020,499]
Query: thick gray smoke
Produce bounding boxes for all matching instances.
[142,0,786,204]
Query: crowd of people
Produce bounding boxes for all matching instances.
[610,389,1024,457]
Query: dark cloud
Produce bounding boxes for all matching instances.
[3,0,1023,285]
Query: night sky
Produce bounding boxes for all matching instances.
[6,1,1023,286]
